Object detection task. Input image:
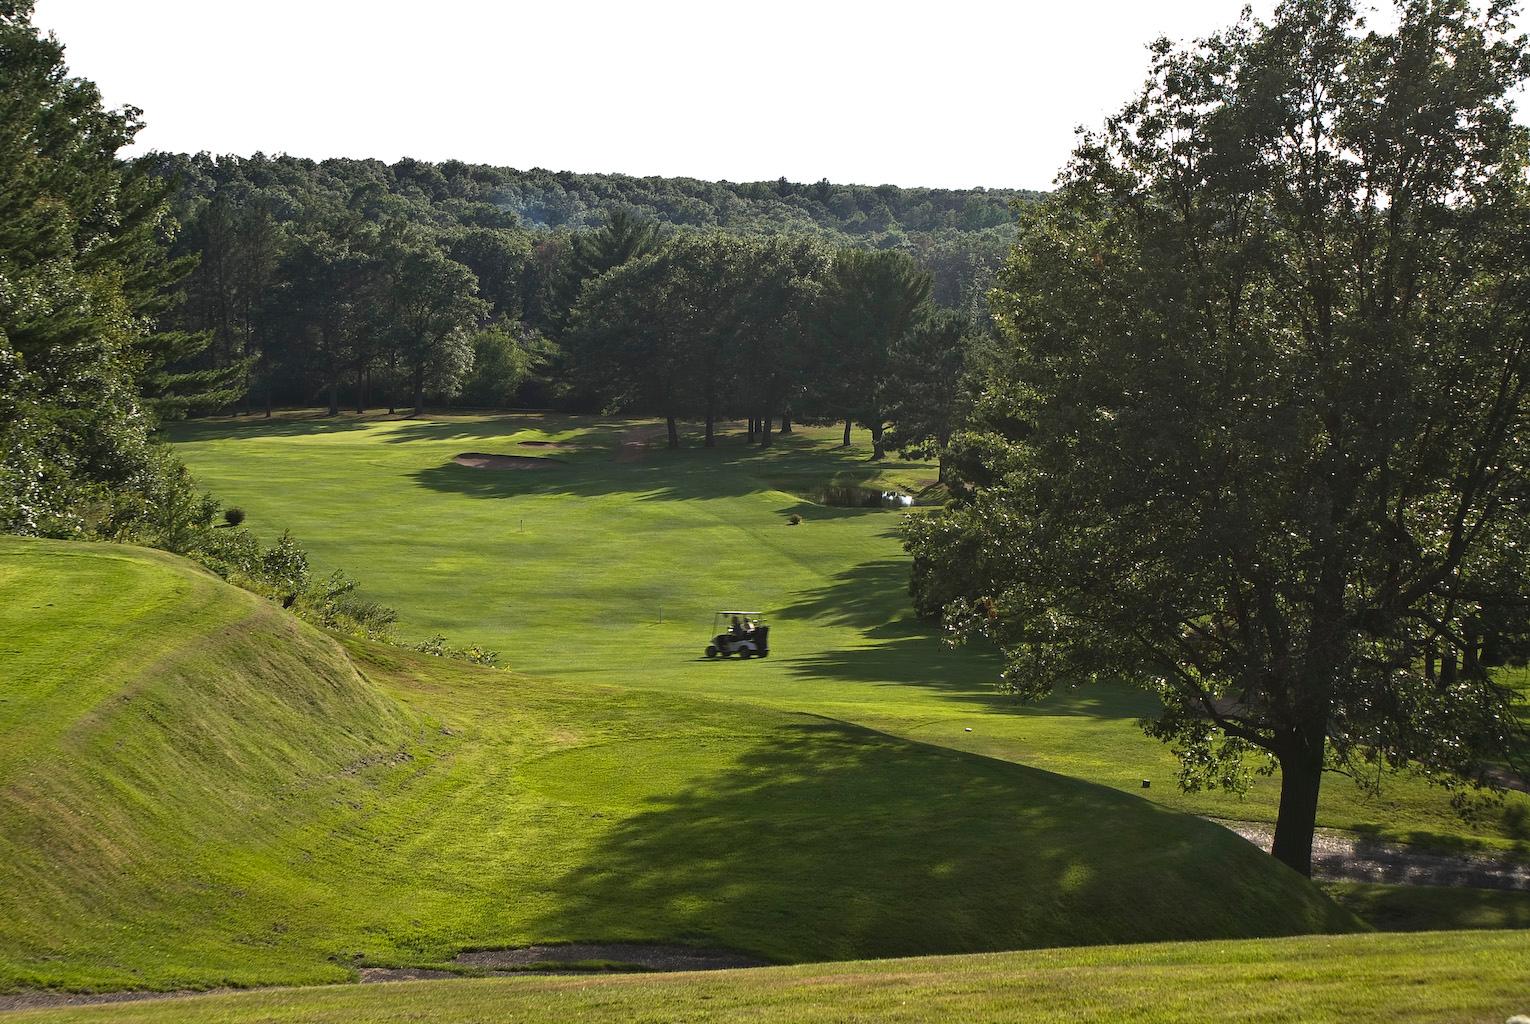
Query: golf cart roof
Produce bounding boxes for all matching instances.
[715,610,762,616]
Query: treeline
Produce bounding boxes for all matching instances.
[564,214,985,463]
[149,153,1025,422]
[147,152,1034,241]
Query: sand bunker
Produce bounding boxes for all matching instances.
[453,452,560,470]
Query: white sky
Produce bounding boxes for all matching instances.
[31,0,1510,191]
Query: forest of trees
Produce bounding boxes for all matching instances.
[151,153,1019,445]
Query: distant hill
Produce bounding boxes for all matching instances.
[143,152,1040,238]
[141,154,1038,309]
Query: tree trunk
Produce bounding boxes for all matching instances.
[1270,725,1326,876]
[747,418,756,444]
[355,366,365,414]
[327,379,339,417]
[870,421,886,460]
[760,412,773,447]
[780,413,792,434]
[412,366,425,416]
[705,411,715,448]
[264,385,273,419]
[842,418,852,447]
[666,415,679,449]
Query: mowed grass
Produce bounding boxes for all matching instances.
[0,538,1353,993]
[168,412,1530,853]
[7,932,1528,1024]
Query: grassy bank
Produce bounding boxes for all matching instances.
[0,538,1351,992]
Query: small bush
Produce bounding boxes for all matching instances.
[788,513,802,526]
[223,506,246,528]
[413,633,500,666]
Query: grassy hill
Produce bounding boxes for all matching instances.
[0,537,1354,994]
[167,412,1530,854]
[7,931,1528,1024]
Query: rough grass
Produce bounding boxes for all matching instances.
[5,931,1527,1024]
[166,411,1530,853]
[0,538,1354,993]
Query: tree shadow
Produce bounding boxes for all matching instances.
[521,719,1355,962]
[373,414,635,446]
[776,558,1158,719]
[405,430,932,507]
[165,415,378,442]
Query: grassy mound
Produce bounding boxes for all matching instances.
[0,538,1353,993]
[7,931,1527,1024]
[167,412,1530,853]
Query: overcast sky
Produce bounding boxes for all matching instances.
[31,0,1508,191]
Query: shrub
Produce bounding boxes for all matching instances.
[223,506,246,527]
[788,513,802,526]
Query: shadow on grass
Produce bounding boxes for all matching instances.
[165,415,379,442]
[775,558,1158,720]
[523,719,1356,962]
[406,428,931,507]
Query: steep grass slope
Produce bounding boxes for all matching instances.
[7,932,1527,1024]
[168,412,1530,852]
[0,538,1354,994]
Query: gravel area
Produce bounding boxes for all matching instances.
[1218,819,1530,890]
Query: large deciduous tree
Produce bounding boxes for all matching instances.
[382,230,486,415]
[906,0,1530,875]
[884,309,980,482]
[567,235,728,447]
[812,249,932,458]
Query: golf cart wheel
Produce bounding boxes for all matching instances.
[739,649,751,659]
[705,645,718,659]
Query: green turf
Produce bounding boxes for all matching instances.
[166,411,1530,853]
[1326,882,1530,932]
[6,931,1527,1024]
[0,538,1354,993]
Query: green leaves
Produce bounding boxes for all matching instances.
[906,0,1530,872]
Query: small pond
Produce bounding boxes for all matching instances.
[816,485,915,508]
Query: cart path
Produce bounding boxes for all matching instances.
[1216,819,1530,889]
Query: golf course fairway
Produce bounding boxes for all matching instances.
[168,412,1530,853]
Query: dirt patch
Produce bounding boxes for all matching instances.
[455,943,766,972]
[0,989,230,1013]
[1218,819,1530,890]
[517,440,571,449]
[453,452,560,471]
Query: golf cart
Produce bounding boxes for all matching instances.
[705,611,769,659]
